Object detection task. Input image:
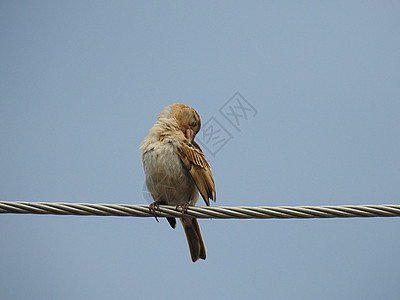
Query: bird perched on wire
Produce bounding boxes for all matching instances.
[141,103,216,262]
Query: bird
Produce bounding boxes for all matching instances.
[140,103,216,262]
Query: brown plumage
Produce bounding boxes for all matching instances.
[177,141,215,206]
[141,103,216,262]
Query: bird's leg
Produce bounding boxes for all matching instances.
[149,201,160,222]
[176,202,191,217]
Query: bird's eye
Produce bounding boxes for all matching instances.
[190,120,197,127]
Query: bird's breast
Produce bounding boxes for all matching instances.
[142,141,199,206]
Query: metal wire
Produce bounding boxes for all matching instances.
[0,201,399,219]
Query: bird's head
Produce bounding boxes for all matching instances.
[161,103,201,143]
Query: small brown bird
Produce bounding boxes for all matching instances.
[141,103,216,262]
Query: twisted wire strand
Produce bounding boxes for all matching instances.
[0,201,399,219]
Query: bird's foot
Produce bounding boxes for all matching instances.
[176,203,191,217]
[149,202,160,222]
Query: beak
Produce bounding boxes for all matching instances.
[185,128,194,143]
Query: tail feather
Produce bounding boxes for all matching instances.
[181,218,206,262]
[167,217,176,228]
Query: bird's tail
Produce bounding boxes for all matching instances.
[180,218,206,262]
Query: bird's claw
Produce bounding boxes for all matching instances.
[149,202,160,222]
[176,203,190,217]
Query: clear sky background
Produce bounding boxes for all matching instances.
[1,1,400,299]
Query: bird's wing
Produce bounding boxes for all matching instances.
[177,141,216,206]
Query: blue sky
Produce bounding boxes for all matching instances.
[1,1,400,299]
